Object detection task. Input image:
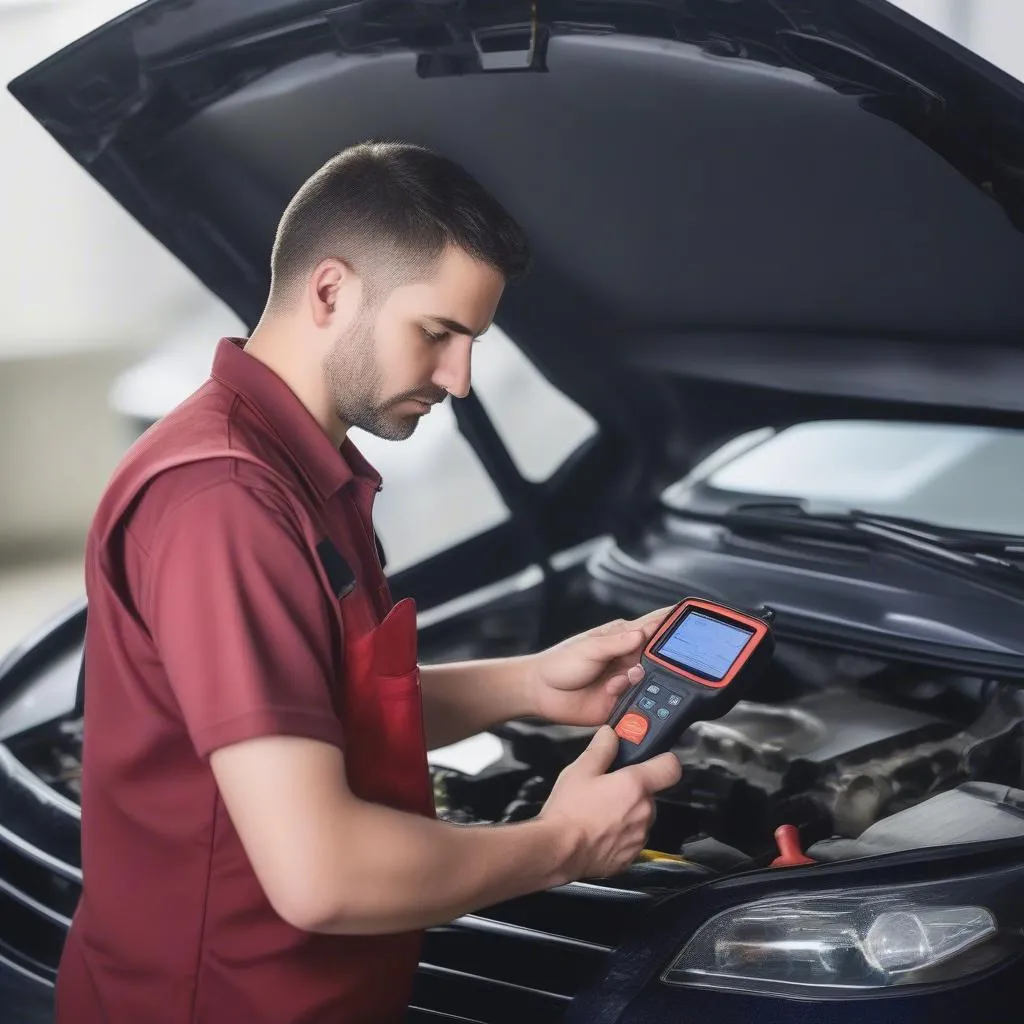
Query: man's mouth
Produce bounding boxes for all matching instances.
[393,397,436,416]
[398,391,447,412]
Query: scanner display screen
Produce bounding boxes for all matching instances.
[654,611,754,681]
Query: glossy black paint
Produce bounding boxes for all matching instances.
[10,0,1024,319]
[11,0,1024,612]
[10,0,1024,493]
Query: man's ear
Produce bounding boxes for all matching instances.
[308,258,361,328]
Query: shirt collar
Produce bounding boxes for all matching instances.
[210,337,381,500]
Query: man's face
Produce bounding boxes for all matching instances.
[322,246,505,441]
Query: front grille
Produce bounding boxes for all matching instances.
[0,828,79,921]
[0,956,56,1024]
[0,885,66,984]
[0,746,81,988]
[410,884,649,1023]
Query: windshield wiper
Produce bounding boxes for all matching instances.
[710,500,1024,587]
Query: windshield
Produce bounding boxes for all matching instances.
[666,420,1024,537]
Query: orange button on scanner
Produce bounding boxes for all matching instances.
[614,712,649,745]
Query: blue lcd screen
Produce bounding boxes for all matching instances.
[655,611,754,681]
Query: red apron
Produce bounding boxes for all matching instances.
[58,436,435,1023]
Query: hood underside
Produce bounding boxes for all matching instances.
[10,0,1024,436]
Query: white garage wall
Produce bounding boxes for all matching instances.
[891,0,967,39]
[0,0,218,357]
[882,1,1024,83]
[962,3,1024,81]
[0,0,233,557]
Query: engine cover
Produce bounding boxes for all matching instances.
[663,690,961,849]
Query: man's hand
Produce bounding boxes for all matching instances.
[539,725,682,879]
[524,606,673,727]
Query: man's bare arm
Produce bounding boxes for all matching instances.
[419,608,672,749]
[210,730,680,936]
[419,657,535,750]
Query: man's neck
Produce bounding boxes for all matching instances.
[243,326,350,447]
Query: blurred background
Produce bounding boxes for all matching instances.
[0,0,1021,658]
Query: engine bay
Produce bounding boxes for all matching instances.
[10,618,1024,887]
[429,635,1024,880]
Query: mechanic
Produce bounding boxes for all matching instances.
[55,141,682,1024]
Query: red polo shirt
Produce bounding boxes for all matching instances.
[56,338,413,1023]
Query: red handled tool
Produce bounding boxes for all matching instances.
[771,824,816,867]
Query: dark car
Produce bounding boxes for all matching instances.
[5,1,1024,1021]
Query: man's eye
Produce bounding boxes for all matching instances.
[422,327,448,343]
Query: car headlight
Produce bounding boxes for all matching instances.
[662,882,1019,998]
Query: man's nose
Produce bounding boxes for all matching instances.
[433,336,473,399]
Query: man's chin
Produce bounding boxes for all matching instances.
[362,414,420,443]
[389,417,420,441]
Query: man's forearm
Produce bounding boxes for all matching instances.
[419,656,538,749]
[305,801,578,935]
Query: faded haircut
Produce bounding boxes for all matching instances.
[268,141,531,308]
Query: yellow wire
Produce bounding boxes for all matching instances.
[637,848,692,864]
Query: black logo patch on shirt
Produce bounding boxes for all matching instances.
[316,538,357,599]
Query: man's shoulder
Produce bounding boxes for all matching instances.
[127,456,302,554]
[100,389,301,554]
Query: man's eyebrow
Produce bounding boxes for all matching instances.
[428,316,490,339]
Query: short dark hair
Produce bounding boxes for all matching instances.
[269,141,531,305]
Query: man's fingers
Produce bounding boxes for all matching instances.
[587,607,668,665]
[591,628,645,661]
[634,605,673,640]
[584,607,671,646]
[635,751,683,793]
[587,617,632,639]
[573,725,620,775]
[595,605,673,655]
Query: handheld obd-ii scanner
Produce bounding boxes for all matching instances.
[607,597,775,772]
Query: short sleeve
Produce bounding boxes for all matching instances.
[142,477,345,759]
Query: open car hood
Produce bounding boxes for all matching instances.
[10,0,1024,459]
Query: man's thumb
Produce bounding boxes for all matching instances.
[636,751,683,793]
[574,725,620,775]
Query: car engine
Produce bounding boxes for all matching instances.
[13,634,1024,879]
[428,641,1024,870]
